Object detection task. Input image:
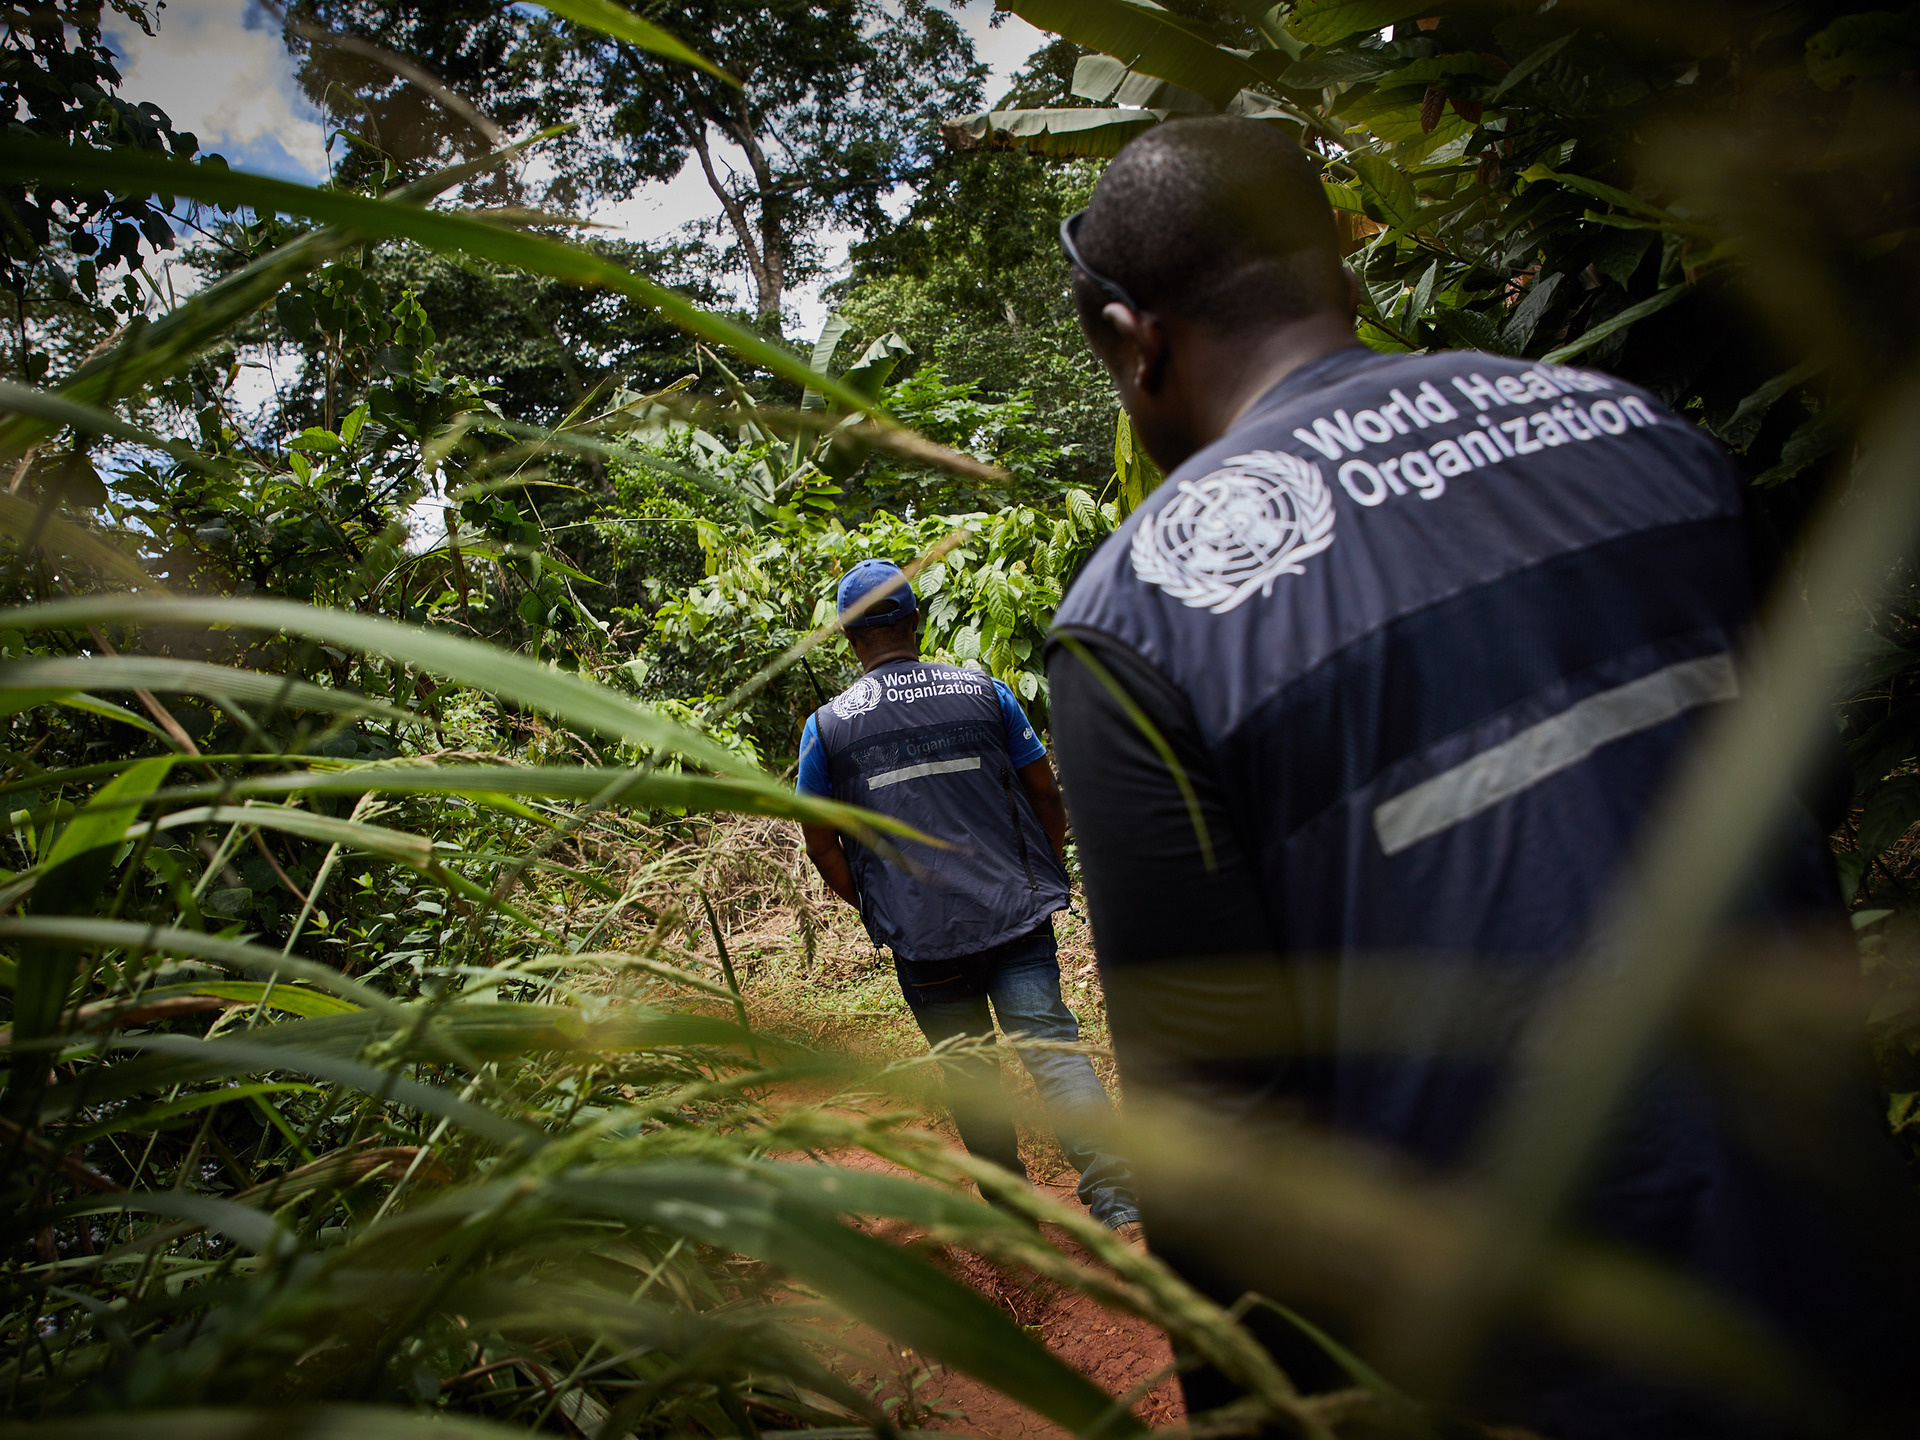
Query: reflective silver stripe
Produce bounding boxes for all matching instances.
[1373,653,1738,857]
[867,756,982,791]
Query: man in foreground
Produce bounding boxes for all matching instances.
[1045,117,1917,1437]
[798,558,1138,1234]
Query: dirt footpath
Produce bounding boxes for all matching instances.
[822,1146,1185,1437]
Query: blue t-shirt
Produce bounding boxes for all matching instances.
[797,675,1044,797]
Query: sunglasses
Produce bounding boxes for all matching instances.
[1058,209,1140,313]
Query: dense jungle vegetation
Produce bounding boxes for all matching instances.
[4,0,1920,1436]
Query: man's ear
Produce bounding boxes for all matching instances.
[1102,303,1167,398]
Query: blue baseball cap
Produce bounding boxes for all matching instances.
[836,558,918,629]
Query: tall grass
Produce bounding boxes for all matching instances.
[4,1,1920,1436]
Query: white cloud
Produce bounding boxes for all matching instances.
[107,0,330,181]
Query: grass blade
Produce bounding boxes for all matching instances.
[0,493,155,587]
[58,1191,292,1256]
[0,656,420,728]
[80,1033,542,1147]
[42,755,174,870]
[166,762,920,841]
[0,141,886,419]
[0,1407,543,1439]
[0,380,234,479]
[0,916,397,1012]
[530,0,734,82]
[0,595,758,778]
[0,129,568,459]
[552,1165,1145,1435]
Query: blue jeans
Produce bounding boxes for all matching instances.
[894,919,1140,1229]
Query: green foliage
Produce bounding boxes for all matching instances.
[834,150,1116,490]
[636,460,1116,745]
[0,19,1287,1436]
[4,1,1918,1433]
[0,0,205,388]
[292,0,982,320]
[961,0,1893,500]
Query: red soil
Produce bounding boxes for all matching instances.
[820,1146,1185,1437]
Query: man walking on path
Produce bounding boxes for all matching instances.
[1044,117,1919,1438]
[798,558,1139,1233]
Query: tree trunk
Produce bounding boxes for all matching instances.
[726,96,787,324]
[679,94,785,324]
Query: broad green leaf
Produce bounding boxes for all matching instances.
[43,755,174,870]
[1406,259,1440,330]
[0,594,756,777]
[1287,0,1435,47]
[1540,283,1692,363]
[1280,49,1399,88]
[9,758,178,1059]
[945,105,1167,158]
[0,657,419,728]
[1804,10,1920,90]
[1719,357,1824,451]
[0,142,885,422]
[801,311,852,411]
[1072,50,1132,100]
[1000,0,1265,106]
[1490,30,1577,101]
[436,538,600,587]
[1112,68,1214,111]
[1372,53,1502,92]
[841,333,912,399]
[1501,270,1564,353]
[1755,410,1848,488]
[1113,409,1162,520]
[530,0,733,82]
[1350,151,1422,231]
[1519,162,1670,220]
[1323,180,1365,212]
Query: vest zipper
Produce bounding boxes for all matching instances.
[1001,765,1039,891]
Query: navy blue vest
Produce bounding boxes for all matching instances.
[1053,346,1905,1440]
[1052,347,1822,1152]
[814,658,1069,963]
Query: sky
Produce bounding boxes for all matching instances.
[103,0,1052,335]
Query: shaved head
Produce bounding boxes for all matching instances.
[1073,117,1345,337]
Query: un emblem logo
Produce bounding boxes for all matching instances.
[831,675,882,720]
[1130,450,1336,614]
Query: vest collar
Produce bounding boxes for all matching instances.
[1236,345,1390,428]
